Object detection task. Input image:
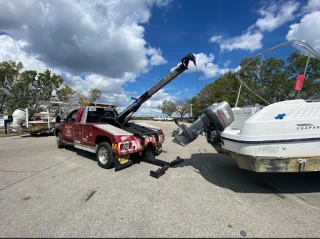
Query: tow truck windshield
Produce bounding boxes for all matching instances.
[87,107,117,123]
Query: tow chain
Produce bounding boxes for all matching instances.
[194,65,212,107]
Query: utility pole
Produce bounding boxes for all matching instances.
[190,104,193,118]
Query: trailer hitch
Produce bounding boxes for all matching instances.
[149,156,184,179]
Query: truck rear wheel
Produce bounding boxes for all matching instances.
[96,142,114,169]
[56,132,65,149]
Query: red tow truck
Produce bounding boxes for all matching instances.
[55,53,196,177]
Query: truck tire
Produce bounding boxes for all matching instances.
[56,132,65,149]
[96,142,114,169]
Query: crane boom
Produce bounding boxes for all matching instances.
[117,53,196,124]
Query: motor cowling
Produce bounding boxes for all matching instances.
[10,109,26,129]
[172,101,234,147]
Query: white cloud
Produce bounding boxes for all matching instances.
[182,53,239,79]
[255,1,300,32]
[0,0,168,78]
[57,71,175,116]
[209,1,299,52]
[0,34,179,116]
[210,32,263,52]
[132,88,176,116]
[0,34,136,94]
[233,65,241,72]
[146,47,167,66]
[153,0,173,7]
[223,60,231,68]
[302,0,320,13]
[0,35,47,73]
[0,0,176,116]
[286,11,320,51]
[61,72,136,95]
[209,35,222,43]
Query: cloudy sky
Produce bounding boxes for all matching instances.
[0,0,320,116]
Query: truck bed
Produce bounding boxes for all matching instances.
[124,122,159,137]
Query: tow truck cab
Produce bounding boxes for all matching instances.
[55,103,164,169]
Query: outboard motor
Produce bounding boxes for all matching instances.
[11,108,26,130]
[172,101,234,147]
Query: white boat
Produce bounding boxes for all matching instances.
[228,105,262,130]
[10,108,56,135]
[173,40,320,173]
[215,99,320,172]
[10,99,68,135]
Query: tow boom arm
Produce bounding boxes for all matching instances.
[117,53,196,124]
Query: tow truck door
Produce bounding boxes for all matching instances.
[81,106,99,146]
[73,107,85,144]
[63,109,79,142]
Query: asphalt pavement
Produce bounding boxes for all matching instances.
[0,121,320,238]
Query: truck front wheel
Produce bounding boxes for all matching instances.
[96,142,115,169]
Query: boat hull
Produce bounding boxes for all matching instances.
[21,121,56,134]
[212,140,320,172]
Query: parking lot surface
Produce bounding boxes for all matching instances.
[1,121,320,238]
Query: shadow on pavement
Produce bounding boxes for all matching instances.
[65,147,97,162]
[20,133,55,138]
[174,153,320,194]
[63,146,320,194]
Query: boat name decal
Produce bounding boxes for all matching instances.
[222,108,230,119]
[296,123,320,130]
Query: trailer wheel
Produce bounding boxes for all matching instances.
[96,142,114,169]
[56,132,65,149]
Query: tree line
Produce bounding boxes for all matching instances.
[1,51,319,119]
[158,51,320,119]
[0,61,101,117]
